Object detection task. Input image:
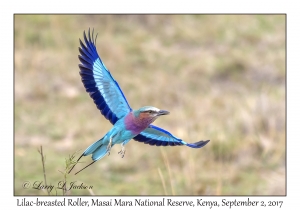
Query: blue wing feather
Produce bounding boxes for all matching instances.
[133,125,210,148]
[78,29,132,124]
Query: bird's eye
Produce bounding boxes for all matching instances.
[148,110,153,114]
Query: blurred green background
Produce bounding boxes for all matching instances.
[15,15,285,195]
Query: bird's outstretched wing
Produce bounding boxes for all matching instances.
[133,125,210,148]
[78,29,132,124]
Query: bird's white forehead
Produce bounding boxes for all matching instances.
[141,106,160,112]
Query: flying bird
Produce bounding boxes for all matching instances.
[69,29,210,175]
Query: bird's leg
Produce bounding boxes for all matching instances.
[107,136,113,156]
[118,143,126,158]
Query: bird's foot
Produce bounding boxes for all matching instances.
[118,147,126,158]
[107,137,113,156]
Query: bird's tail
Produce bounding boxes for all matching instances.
[68,137,111,175]
[186,140,210,148]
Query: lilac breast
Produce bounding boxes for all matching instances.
[124,112,152,135]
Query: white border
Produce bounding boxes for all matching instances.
[3,0,298,209]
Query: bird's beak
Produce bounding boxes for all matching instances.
[157,110,170,116]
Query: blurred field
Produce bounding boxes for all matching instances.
[14,15,285,195]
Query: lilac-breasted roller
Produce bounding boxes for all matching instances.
[69,29,210,175]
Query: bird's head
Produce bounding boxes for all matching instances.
[134,106,169,123]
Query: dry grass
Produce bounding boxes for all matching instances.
[15,14,285,195]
